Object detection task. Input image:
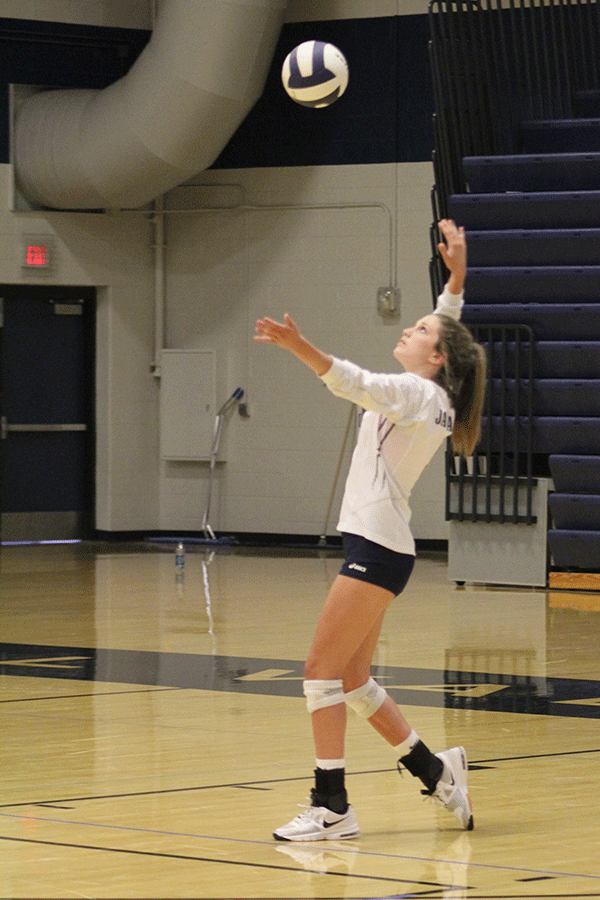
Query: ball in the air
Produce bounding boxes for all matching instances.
[281,40,349,108]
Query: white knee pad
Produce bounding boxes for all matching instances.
[344,677,387,719]
[303,679,345,714]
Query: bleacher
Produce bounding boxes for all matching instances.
[429,0,600,582]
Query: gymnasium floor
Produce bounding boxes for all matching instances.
[1,540,599,900]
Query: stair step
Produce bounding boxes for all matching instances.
[481,417,600,455]
[549,571,600,591]
[549,455,600,493]
[463,303,600,341]
[548,530,600,569]
[482,342,600,379]
[467,228,600,266]
[521,119,600,153]
[464,153,600,192]
[576,89,600,117]
[489,379,600,417]
[449,191,600,230]
[549,494,600,530]
[467,266,600,303]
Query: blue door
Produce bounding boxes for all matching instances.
[0,286,95,542]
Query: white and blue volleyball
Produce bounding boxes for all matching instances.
[281,41,349,108]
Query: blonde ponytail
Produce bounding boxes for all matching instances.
[434,316,487,457]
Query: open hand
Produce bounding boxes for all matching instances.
[254,313,333,376]
[437,219,467,276]
[254,313,302,351]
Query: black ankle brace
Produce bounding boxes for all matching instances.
[310,787,348,814]
[399,740,443,794]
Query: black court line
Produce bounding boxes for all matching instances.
[467,748,600,764]
[0,835,462,892]
[2,642,600,719]
[3,834,600,900]
[0,686,182,704]
[371,891,600,899]
[1,748,598,810]
[3,814,600,897]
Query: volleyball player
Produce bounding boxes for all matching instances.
[254,219,486,842]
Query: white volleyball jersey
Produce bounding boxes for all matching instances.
[319,287,463,555]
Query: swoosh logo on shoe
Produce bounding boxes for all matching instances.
[323,817,347,828]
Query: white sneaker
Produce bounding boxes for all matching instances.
[273,804,360,842]
[430,747,474,831]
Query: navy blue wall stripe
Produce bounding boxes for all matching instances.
[0,15,434,170]
[213,17,435,167]
[0,17,150,165]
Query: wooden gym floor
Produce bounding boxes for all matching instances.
[1,540,599,899]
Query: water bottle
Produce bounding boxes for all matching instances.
[175,542,185,596]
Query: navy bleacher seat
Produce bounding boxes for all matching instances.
[521,119,600,153]
[489,380,600,417]
[449,191,600,230]
[481,417,600,454]
[576,90,600,117]
[463,153,600,193]
[466,229,600,266]
[463,304,600,341]
[533,418,600,454]
[549,494,600,530]
[482,342,600,378]
[532,342,600,378]
[548,530,600,569]
[549,455,600,493]
[467,267,600,303]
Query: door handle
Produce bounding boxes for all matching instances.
[0,419,87,438]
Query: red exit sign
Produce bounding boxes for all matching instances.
[26,245,49,266]
[22,235,54,271]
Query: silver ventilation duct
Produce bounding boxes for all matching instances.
[14,0,286,210]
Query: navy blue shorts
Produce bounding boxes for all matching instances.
[339,533,415,596]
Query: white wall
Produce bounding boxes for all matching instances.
[159,162,444,539]
[1,0,447,540]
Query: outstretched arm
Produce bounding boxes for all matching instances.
[254,313,333,377]
[437,218,467,295]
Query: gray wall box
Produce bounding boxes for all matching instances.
[448,479,549,587]
[159,350,216,461]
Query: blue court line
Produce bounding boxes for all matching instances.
[1,811,599,882]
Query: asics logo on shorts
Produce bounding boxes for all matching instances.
[348,563,367,573]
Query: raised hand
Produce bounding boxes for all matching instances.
[437,218,467,294]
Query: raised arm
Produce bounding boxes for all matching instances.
[254,313,333,377]
[437,218,467,296]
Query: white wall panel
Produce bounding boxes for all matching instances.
[160,161,440,538]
